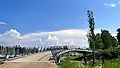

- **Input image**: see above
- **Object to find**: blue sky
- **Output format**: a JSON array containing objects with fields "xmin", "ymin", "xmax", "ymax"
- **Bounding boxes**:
[
  {"xmin": 0, "ymin": 0, "xmax": 120, "ymax": 34},
  {"xmin": 0, "ymin": 0, "xmax": 120, "ymax": 47}
]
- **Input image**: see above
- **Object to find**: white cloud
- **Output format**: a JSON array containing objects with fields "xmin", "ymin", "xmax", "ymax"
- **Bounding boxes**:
[
  {"xmin": 4, "ymin": 29, "xmax": 22, "ymax": 39},
  {"xmin": 104, "ymin": 3, "xmax": 116, "ymax": 8},
  {"xmin": 47, "ymin": 35, "xmax": 59, "ymax": 41},
  {"xmin": 0, "ymin": 28, "xmax": 116, "ymax": 48},
  {"xmin": 0, "ymin": 22, "xmax": 6, "ymax": 25},
  {"xmin": 20, "ymin": 29, "xmax": 88, "ymax": 47}
]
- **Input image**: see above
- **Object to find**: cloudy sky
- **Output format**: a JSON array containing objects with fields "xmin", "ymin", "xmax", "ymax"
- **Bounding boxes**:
[{"xmin": 0, "ymin": 0, "xmax": 119, "ymax": 47}]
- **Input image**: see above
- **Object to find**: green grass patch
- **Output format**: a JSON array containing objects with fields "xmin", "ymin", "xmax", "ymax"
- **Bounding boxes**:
[
  {"xmin": 102, "ymin": 59, "xmax": 120, "ymax": 68},
  {"xmin": 58, "ymin": 58, "xmax": 85, "ymax": 68},
  {"xmin": 59, "ymin": 57, "xmax": 120, "ymax": 68}
]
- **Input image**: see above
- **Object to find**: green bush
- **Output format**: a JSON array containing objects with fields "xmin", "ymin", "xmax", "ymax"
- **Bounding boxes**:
[{"xmin": 94, "ymin": 47, "xmax": 120, "ymax": 60}]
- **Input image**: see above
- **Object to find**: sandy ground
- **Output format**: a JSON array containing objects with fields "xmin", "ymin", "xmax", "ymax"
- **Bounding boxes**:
[
  {"xmin": 0, "ymin": 51, "xmax": 57, "ymax": 68},
  {"xmin": 8, "ymin": 51, "xmax": 52, "ymax": 62}
]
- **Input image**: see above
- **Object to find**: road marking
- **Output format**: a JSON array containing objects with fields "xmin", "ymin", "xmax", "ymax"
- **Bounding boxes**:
[{"xmin": 37, "ymin": 53, "xmax": 51, "ymax": 61}]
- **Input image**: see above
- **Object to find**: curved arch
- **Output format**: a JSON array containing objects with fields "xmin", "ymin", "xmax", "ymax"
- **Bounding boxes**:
[
  {"xmin": 56, "ymin": 49, "xmax": 93, "ymax": 57},
  {"xmin": 55, "ymin": 49, "xmax": 93, "ymax": 63}
]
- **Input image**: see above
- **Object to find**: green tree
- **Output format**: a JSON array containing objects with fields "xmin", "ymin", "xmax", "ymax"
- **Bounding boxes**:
[
  {"xmin": 101, "ymin": 30, "xmax": 112, "ymax": 49},
  {"xmin": 87, "ymin": 10, "xmax": 96, "ymax": 49},
  {"xmin": 95, "ymin": 33, "xmax": 103, "ymax": 49},
  {"xmin": 87, "ymin": 31, "xmax": 93, "ymax": 48},
  {"xmin": 117, "ymin": 28, "xmax": 120, "ymax": 44},
  {"xmin": 111, "ymin": 36, "xmax": 117, "ymax": 47},
  {"xmin": 87, "ymin": 10, "xmax": 96, "ymax": 65}
]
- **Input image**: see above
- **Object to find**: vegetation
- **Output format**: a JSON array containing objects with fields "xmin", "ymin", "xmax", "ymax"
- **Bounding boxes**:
[
  {"xmin": 59, "ymin": 10, "xmax": 120, "ymax": 68},
  {"xmin": 87, "ymin": 10, "xmax": 96, "ymax": 49},
  {"xmin": 102, "ymin": 59, "xmax": 120, "ymax": 68},
  {"xmin": 0, "ymin": 45, "xmax": 69, "ymax": 57},
  {"xmin": 0, "ymin": 45, "xmax": 39, "ymax": 56},
  {"xmin": 58, "ymin": 59, "xmax": 85, "ymax": 68},
  {"xmin": 95, "ymin": 33, "xmax": 103, "ymax": 49},
  {"xmin": 87, "ymin": 10, "xmax": 96, "ymax": 64},
  {"xmin": 86, "ymin": 10, "xmax": 120, "ymax": 68},
  {"xmin": 87, "ymin": 11, "xmax": 117, "ymax": 50},
  {"xmin": 117, "ymin": 28, "xmax": 120, "ymax": 45},
  {"xmin": 59, "ymin": 57, "xmax": 120, "ymax": 68}
]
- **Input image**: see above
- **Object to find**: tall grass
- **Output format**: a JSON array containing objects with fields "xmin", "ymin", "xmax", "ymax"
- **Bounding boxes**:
[
  {"xmin": 58, "ymin": 58, "xmax": 120, "ymax": 68},
  {"xmin": 102, "ymin": 59, "xmax": 120, "ymax": 68},
  {"xmin": 58, "ymin": 59, "xmax": 86, "ymax": 68}
]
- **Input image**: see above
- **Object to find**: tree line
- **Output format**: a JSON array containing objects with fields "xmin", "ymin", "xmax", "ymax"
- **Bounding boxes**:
[
  {"xmin": 0, "ymin": 45, "xmax": 39, "ymax": 56},
  {"xmin": 0, "ymin": 45, "xmax": 69, "ymax": 56},
  {"xmin": 87, "ymin": 10, "xmax": 119, "ymax": 50},
  {"xmin": 86, "ymin": 10, "xmax": 120, "ymax": 65}
]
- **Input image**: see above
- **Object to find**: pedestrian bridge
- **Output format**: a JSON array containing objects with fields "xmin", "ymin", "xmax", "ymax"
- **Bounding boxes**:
[{"xmin": 51, "ymin": 49, "xmax": 94, "ymax": 63}]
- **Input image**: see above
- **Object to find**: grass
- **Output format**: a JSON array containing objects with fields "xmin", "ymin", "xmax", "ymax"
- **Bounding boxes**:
[
  {"xmin": 102, "ymin": 59, "xmax": 120, "ymax": 68},
  {"xmin": 58, "ymin": 58, "xmax": 86, "ymax": 68},
  {"xmin": 58, "ymin": 58, "xmax": 120, "ymax": 68},
  {"xmin": 87, "ymin": 59, "xmax": 120, "ymax": 68}
]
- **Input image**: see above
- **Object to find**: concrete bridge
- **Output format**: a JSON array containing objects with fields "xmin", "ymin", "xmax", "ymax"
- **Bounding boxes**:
[{"xmin": 51, "ymin": 49, "xmax": 94, "ymax": 63}]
